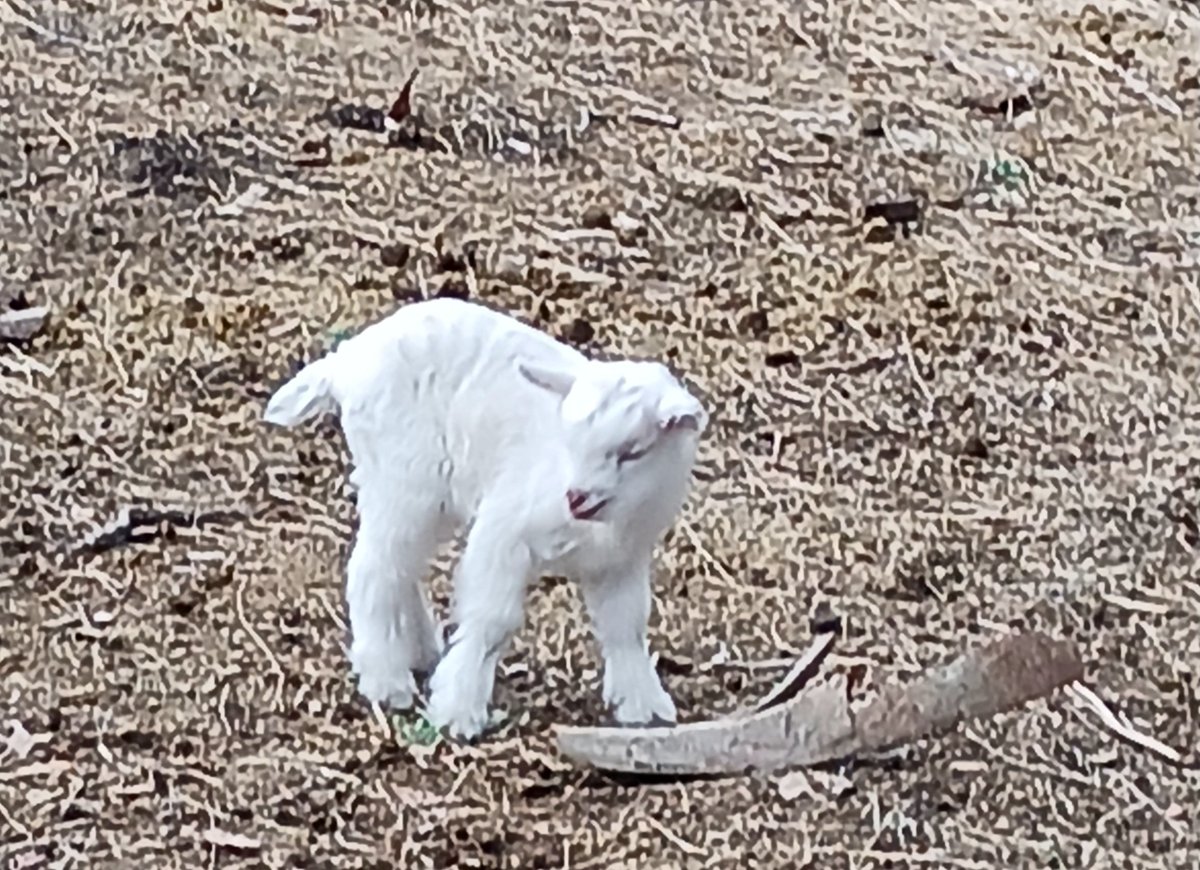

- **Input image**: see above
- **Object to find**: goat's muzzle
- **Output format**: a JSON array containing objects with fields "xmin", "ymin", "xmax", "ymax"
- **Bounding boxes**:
[{"xmin": 567, "ymin": 490, "xmax": 608, "ymax": 521}]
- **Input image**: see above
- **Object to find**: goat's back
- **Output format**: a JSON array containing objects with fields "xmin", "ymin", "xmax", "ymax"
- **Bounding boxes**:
[
  {"xmin": 330, "ymin": 299, "xmax": 581, "ymax": 409},
  {"xmin": 325, "ymin": 301, "xmax": 585, "ymax": 516}
]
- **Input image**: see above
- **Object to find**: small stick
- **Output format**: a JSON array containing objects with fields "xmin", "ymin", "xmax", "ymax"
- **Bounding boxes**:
[
  {"xmin": 69, "ymin": 505, "xmax": 247, "ymax": 557},
  {"xmin": 642, "ymin": 813, "xmax": 704, "ymax": 857},
  {"xmin": 42, "ymin": 110, "xmax": 78, "ymax": 153},
  {"xmin": 735, "ymin": 632, "xmax": 838, "ymax": 718},
  {"xmin": 1097, "ymin": 592, "xmax": 1171, "ymax": 616},
  {"xmin": 1065, "ymin": 682, "xmax": 1185, "ymax": 765},
  {"xmin": 234, "ymin": 575, "xmax": 286, "ymax": 707},
  {"xmin": 555, "ymin": 632, "xmax": 1084, "ymax": 775},
  {"xmin": 629, "ymin": 106, "xmax": 681, "ymax": 129}
]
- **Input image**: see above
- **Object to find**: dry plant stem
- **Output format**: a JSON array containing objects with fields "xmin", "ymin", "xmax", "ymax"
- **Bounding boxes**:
[
  {"xmin": 733, "ymin": 631, "xmax": 838, "ymax": 718},
  {"xmin": 67, "ymin": 505, "xmax": 248, "ymax": 558},
  {"xmin": 555, "ymin": 632, "xmax": 1084, "ymax": 775},
  {"xmin": 1065, "ymin": 682, "xmax": 1186, "ymax": 766}
]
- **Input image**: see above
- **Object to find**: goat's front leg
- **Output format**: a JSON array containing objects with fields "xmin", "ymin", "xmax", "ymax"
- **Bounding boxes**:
[
  {"xmin": 425, "ymin": 515, "xmax": 533, "ymax": 741},
  {"xmin": 580, "ymin": 557, "xmax": 677, "ymax": 727}
]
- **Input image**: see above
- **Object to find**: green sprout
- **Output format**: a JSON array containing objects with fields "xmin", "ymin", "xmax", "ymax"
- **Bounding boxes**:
[
  {"xmin": 392, "ymin": 711, "xmax": 442, "ymax": 747},
  {"xmin": 972, "ymin": 153, "xmax": 1038, "ymax": 209},
  {"xmin": 390, "ymin": 707, "xmax": 521, "ymax": 747},
  {"xmin": 989, "ymin": 158, "xmax": 1030, "ymax": 190},
  {"xmin": 328, "ymin": 328, "xmax": 353, "ymax": 350}
]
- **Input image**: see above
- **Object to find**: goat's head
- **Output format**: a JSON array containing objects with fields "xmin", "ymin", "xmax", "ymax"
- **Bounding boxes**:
[{"xmin": 518, "ymin": 357, "xmax": 708, "ymax": 523}]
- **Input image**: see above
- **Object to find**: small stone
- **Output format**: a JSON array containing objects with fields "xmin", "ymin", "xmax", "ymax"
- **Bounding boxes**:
[
  {"xmin": 0, "ymin": 306, "xmax": 49, "ymax": 342},
  {"xmin": 493, "ymin": 252, "xmax": 528, "ymax": 281},
  {"xmin": 379, "ymin": 244, "xmax": 410, "ymax": 269},
  {"xmin": 809, "ymin": 601, "xmax": 841, "ymax": 635},
  {"xmin": 776, "ymin": 770, "xmax": 816, "ymax": 800},
  {"xmin": 611, "ymin": 211, "xmax": 641, "ymax": 234},
  {"xmin": 739, "ymin": 310, "xmax": 770, "ymax": 338},
  {"xmin": 5, "ymin": 721, "xmax": 39, "ymax": 758},
  {"xmin": 566, "ymin": 318, "xmax": 595, "ymax": 344},
  {"xmin": 581, "ymin": 206, "xmax": 612, "ymax": 230}
]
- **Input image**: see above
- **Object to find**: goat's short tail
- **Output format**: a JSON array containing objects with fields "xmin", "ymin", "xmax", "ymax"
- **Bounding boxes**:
[{"xmin": 263, "ymin": 357, "xmax": 337, "ymax": 427}]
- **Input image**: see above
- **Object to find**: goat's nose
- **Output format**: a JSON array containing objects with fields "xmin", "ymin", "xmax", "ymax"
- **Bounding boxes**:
[{"xmin": 566, "ymin": 490, "xmax": 589, "ymax": 513}]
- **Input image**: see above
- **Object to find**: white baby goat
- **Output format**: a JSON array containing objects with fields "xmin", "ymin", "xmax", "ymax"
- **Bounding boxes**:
[{"xmin": 263, "ymin": 298, "xmax": 707, "ymax": 740}]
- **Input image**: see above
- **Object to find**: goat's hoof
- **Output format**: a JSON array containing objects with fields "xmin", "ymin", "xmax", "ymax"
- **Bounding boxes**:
[
  {"xmin": 424, "ymin": 701, "xmax": 489, "ymax": 743},
  {"xmin": 356, "ymin": 674, "xmax": 417, "ymax": 711},
  {"xmin": 609, "ymin": 691, "xmax": 678, "ymax": 729},
  {"xmin": 434, "ymin": 719, "xmax": 487, "ymax": 744}
]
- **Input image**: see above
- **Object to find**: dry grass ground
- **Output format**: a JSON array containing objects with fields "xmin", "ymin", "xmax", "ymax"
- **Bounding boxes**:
[{"xmin": 3, "ymin": 0, "xmax": 1200, "ymax": 867}]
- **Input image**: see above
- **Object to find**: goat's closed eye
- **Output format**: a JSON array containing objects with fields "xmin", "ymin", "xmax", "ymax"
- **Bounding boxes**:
[{"xmin": 616, "ymin": 443, "xmax": 650, "ymax": 464}]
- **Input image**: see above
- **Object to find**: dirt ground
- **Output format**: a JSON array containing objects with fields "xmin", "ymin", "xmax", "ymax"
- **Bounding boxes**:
[{"xmin": 3, "ymin": 0, "xmax": 1200, "ymax": 867}]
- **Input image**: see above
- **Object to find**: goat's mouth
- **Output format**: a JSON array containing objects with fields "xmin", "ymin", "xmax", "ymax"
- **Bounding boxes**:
[{"xmin": 567, "ymin": 491, "xmax": 609, "ymax": 521}]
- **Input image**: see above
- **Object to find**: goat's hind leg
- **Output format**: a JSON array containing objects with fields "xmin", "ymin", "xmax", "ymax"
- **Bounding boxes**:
[{"xmin": 344, "ymin": 480, "xmax": 443, "ymax": 710}]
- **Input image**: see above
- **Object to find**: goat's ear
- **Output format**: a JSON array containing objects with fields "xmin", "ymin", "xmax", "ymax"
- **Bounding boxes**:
[
  {"xmin": 656, "ymin": 389, "xmax": 707, "ymax": 433},
  {"xmin": 517, "ymin": 360, "xmax": 576, "ymax": 399}
]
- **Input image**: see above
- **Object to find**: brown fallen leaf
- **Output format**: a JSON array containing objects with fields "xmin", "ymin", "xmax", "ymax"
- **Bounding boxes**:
[{"xmin": 386, "ymin": 69, "xmax": 419, "ymax": 129}]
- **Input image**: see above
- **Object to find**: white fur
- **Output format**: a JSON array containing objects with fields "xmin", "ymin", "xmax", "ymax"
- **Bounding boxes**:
[{"xmin": 264, "ymin": 298, "xmax": 707, "ymax": 740}]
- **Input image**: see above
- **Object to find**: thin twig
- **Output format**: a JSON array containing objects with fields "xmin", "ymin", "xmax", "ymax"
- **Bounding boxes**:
[
  {"xmin": 234, "ymin": 574, "xmax": 286, "ymax": 706},
  {"xmin": 641, "ymin": 813, "xmax": 704, "ymax": 857},
  {"xmin": 1066, "ymin": 682, "xmax": 1185, "ymax": 765},
  {"xmin": 739, "ymin": 632, "xmax": 838, "ymax": 717}
]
